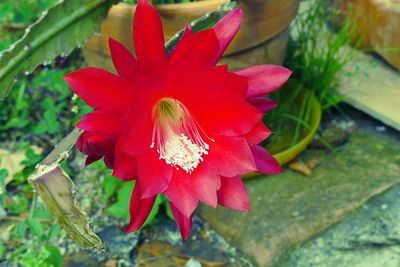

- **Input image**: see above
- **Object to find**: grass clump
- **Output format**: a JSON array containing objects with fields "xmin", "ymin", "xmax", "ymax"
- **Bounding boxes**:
[{"xmin": 265, "ymin": 0, "xmax": 357, "ymax": 148}]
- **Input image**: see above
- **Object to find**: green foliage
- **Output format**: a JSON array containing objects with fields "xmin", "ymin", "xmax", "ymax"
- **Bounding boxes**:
[
  {"xmin": 286, "ymin": 0, "xmax": 356, "ymax": 110},
  {"xmin": 0, "ymin": 145, "xmax": 61, "ymax": 266},
  {"xmin": 107, "ymin": 181, "xmax": 135, "ymax": 220},
  {"xmin": 0, "ymin": 243, "xmax": 6, "ymax": 260},
  {"xmin": 4, "ymin": 206, "xmax": 62, "ymax": 266},
  {"xmin": 0, "ymin": 160, "xmax": 8, "ymax": 212},
  {"xmin": 0, "ymin": 66, "xmax": 93, "ymax": 143},
  {"xmin": 19, "ymin": 245, "xmax": 62, "ymax": 267},
  {"xmin": 104, "ymin": 175, "xmax": 173, "ymax": 227},
  {"xmin": 266, "ymin": 0, "xmax": 356, "ymax": 147},
  {"xmin": 12, "ymin": 148, "xmax": 44, "ymax": 186},
  {"xmin": 6, "ymin": 202, "xmax": 62, "ymax": 266},
  {"xmin": 0, "ymin": 0, "xmax": 118, "ymax": 98},
  {"xmin": 7, "ymin": 195, "xmax": 29, "ymax": 214}
]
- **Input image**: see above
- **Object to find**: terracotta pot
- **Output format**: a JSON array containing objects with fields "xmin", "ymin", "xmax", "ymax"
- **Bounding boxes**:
[
  {"xmin": 332, "ymin": 0, "xmax": 400, "ymax": 70},
  {"xmin": 83, "ymin": 0, "xmax": 299, "ymax": 72}
]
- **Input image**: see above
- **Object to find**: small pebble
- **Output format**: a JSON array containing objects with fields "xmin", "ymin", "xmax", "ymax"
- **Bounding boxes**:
[
  {"xmin": 376, "ymin": 126, "xmax": 386, "ymax": 132},
  {"xmin": 185, "ymin": 258, "xmax": 203, "ymax": 267},
  {"xmin": 292, "ymin": 211, "xmax": 300, "ymax": 217}
]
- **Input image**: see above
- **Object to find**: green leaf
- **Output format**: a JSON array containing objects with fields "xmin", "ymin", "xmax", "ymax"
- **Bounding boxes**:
[
  {"xmin": 0, "ymin": 168, "xmax": 7, "ymax": 208},
  {"xmin": 0, "ymin": 0, "xmax": 119, "ymax": 98},
  {"xmin": 107, "ymin": 181, "xmax": 134, "ymax": 220},
  {"xmin": 0, "ymin": 242, "xmax": 6, "ymax": 260},
  {"xmin": 44, "ymin": 245, "xmax": 62, "ymax": 267},
  {"xmin": 21, "ymin": 148, "xmax": 43, "ymax": 167},
  {"xmin": 47, "ymin": 224, "xmax": 61, "ymax": 239},
  {"xmin": 102, "ymin": 175, "xmax": 123, "ymax": 200},
  {"xmin": 15, "ymin": 221, "xmax": 27, "ymax": 238},
  {"xmin": 32, "ymin": 208, "xmax": 53, "ymax": 221},
  {"xmin": 8, "ymin": 195, "xmax": 29, "ymax": 214},
  {"xmin": 159, "ymin": 194, "xmax": 174, "ymax": 220},
  {"xmin": 26, "ymin": 218, "xmax": 44, "ymax": 238}
]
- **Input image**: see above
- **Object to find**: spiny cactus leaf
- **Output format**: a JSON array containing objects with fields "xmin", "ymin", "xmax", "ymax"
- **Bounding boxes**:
[{"xmin": 0, "ymin": 0, "xmax": 119, "ymax": 99}]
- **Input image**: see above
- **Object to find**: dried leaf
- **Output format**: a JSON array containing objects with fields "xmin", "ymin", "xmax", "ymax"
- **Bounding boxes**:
[
  {"xmin": 289, "ymin": 162, "xmax": 312, "ymax": 176},
  {"xmin": 28, "ymin": 128, "xmax": 105, "ymax": 252}
]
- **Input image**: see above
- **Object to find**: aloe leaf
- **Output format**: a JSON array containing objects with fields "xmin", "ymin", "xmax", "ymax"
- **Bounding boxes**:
[{"xmin": 0, "ymin": 0, "xmax": 119, "ymax": 98}]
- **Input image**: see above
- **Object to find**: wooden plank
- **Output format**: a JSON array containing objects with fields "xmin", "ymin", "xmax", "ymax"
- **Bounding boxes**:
[{"xmin": 336, "ymin": 49, "xmax": 400, "ymax": 131}]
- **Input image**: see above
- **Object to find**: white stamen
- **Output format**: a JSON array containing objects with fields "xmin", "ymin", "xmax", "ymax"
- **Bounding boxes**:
[
  {"xmin": 161, "ymin": 133, "xmax": 208, "ymax": 173},
  {"xmin": 150, "ymin": 98, "xmax": 212, "ymax": 173}
]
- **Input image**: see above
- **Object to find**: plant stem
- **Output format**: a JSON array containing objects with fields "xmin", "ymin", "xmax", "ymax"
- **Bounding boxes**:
[{"xmin": 29, "ymin": 192, "xmax": 38, "ymax": 219}]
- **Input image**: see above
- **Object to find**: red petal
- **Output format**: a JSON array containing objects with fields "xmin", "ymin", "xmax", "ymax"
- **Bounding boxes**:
[
  {"xmin": 244, "ymin": 121, "xmax": 272, "ymax": 147},
  {"xmin": 164, "ymin": 173, "xmax": 199, "ymax": 218},
  {"xmin": 168, "ymin": 65, "xmax": 227, "ymax": 108},
  {"xmin": 112, "ymin": 142, "xmax": 137, "ymax": 181},
  {"xmin": 181, "ymin": 165, "xmax": 220, "ymax": 208},
  {"xmin": 77, "ymin": 132, "xmax": 116, "ymax": 160},
  {"xmin": 85, "ymin": 154, "xmax": 102, "ymax": 166},
  {"xmin": 224, "ymin": 72, "xmax": 248, "ymax": 98},
  {"xmin": 104, "ymin": 155, "xmax": 115, "ymax": 169},
  {"xmin": 137, "ymin": 149, "xmax": 173, "ymax": 198},
  {"xmin": 169, "ymin": 202, "xmax": 193, "ymax": 240},
  {"xmin": 192, "ymin": 72, "xmax": 261, "ymax": 136},
  {"xmin": 211, "ymin": 8, "xmax": 243, "ymax": 65},
  {"xmin": 169, "ymin": 29, "xmax": 219, "ymax": 67},
  {"xmin": 235, "ymin": 65, "xmax": 292, "ymax": 98},
  {"xmin": 196, "ymin": 97, "xmax": 262, "ymax": 136},
  {"xmin": 134, "ymin": 0, "xmax": 165, "ymax": 65},
  {"xmin": 218, "ymin": 176, "xmax": 250, "ymax": 211},
  {"xmin": 208, "ymin": 136, "xmax": 257, "ymax": 177},
  {"xmin": 109, "ymin": 38, "xmax": 139, "ymax": 81},
  {"xmin": 87, "ymin": 134, "xmax": 116, "ymax": 156},
  {"xmin": 76, "ymin": 110, "xmax": 122, "ymax": 136},
  {"xmin": 121, "ymin": 111, "xmax": 153, "ymax": 156},
  {"xmin": 63, "ymin": 67, "xmax": 133, "ymax": 113},
  {"xmin": 251, "ymin": 145, "xmax": 282, "ymax": 174},
  {"xmin": 247, "ymin": 97, "xmax": 277, "ymax": 113},
  {"xmin": 76, "ymin": 131, "xmax": 91, "ymax": 154},
  {"xmin": 125, "ymin": 184, "xmax": 156, "ymax": 233}
]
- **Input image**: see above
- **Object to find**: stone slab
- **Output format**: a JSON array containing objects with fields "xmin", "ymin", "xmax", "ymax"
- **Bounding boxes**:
[
  {"xmin": 336, "ymin": 49, "xmax": 400, "ymax": 132},
  {"xmin": 278, "ymin": 184, "xmax": 400, "ymax": 267},
  {"xmin": 199, "ymin": 120, "xmax": 400, "ymax": 266}
]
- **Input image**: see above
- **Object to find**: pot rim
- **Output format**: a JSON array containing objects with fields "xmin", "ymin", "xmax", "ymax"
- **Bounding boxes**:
[
  {"xmin": 117, "ymin": 0, "xmax": 228, "ymax": 11},
  {"xmin": 242, "ymin": 86, "xmax": 322, "ymax": 179}
]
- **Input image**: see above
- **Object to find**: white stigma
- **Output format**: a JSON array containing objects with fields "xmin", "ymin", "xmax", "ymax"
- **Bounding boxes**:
[{"xmin": 150, "ymin": 98, "xmax": 213, "ymax": 173}]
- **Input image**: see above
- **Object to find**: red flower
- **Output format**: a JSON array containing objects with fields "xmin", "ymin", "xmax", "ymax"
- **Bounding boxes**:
[{"xmin": 64, "ymin": 0, "xmax": 291, "ymax": 240}]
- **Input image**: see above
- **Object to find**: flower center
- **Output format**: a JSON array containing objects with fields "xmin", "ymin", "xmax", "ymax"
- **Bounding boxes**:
[{"xmin": 151, "ymin": 97, "xmax": 212, "ymax": 173}]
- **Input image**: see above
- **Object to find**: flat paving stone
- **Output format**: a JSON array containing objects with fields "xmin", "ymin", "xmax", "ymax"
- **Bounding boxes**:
[
  {"xmin": 198, "ymin": 111, "xmax": 400, "ymax": 266},
  {"xmin": 278, "ymin": 184, "xmax": 400, "ymax": 267}
]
